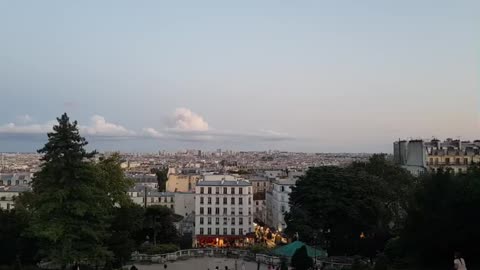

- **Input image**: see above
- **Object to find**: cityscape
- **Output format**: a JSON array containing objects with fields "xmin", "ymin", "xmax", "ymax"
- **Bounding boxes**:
[{"xmin": 1, "ymin": 1, "xmax": 478, "ymax": 270}]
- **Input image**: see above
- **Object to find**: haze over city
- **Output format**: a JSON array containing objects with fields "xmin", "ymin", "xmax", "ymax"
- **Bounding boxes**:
[{"xmin": 1, "ymin": 1, "xmax": 478, "ymax": 153}]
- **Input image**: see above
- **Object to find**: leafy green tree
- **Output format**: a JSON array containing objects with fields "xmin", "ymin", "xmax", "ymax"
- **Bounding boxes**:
[
  {"xmin": 398, "ymin": 166, "xmax": 480, "ymax": 266},
  {"xmin": 107, "ymin": 204, "xmax": 145, "ymax": 268},
  {"xmin": 142, "ymin": 205, "xmax": 179, "ymax": 245},
  {"xmin": 291, "ymin": 246, "xmax": 313, "ymax": 270},
  {"xmin": 152, "ymin": 167, "xmax": 168, "ymax": 192},
  {"xmin": 26, "ymin": 113, "xmax": 112, "ymax": 269},
  {"xmin": 96, "ymin": 153, "xmax": 134, "ymax": 207}
]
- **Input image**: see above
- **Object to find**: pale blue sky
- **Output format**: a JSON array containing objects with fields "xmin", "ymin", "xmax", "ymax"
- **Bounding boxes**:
[{"xmin": 0, "ymin": 1, "xmax": 478, "ymax": 152}]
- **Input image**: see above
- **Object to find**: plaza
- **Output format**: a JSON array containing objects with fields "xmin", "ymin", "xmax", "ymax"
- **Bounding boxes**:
[{"xmin": 129, "ymin": 258, "xmax": 272, "ymax": 270}]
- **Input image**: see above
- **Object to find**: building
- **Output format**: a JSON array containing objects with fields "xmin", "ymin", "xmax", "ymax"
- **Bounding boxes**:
[
  {"xmin": 128, "ymin": 185, "xmax": 175, "ymax": 210},
  {"xmin": 166, "ymin": 174, "xmax": 201, "ymax": 192},
  {"xmin": 394, "ymin": 139, "xmax": 480, "ymax": 175},
  {"xmin": 0, "ymin": 173, "xmax": 32, "ymax": 186},
  {"xmin": 266, "ymin": 178, "xmax": 296, "ymax": 232},
  {"xmin": 173, "ymin": 192, "xmax": 196, "ymax": 218},
  {"xmin": 249, "ymin": 176, "xmax": 270, "ymax": 223},
  {"xmin": 0, "ymin": 185, "xmax": 30, "ymax": 210},
  {"xmin": 194, "ymin": 178, "xmax": 254, "ymax": 247}
]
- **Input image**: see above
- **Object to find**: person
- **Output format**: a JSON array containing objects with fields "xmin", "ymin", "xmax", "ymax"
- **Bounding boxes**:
[
  {"xmin": 164, "ymin": 264, "xmax": 168, "ymax": 270},
  {"xmin": 454, "ymin": 252, "xmax": 467, "ymax": 270},
  {"xmin": 241, "ymin": 262, "xmax": 245, "ymax": 270},
  {"xmin": 130, "ymin": 266, "xmax": 138, "ymax": 270}
]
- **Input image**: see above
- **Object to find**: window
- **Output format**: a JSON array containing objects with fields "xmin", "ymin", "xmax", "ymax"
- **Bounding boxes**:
[
  {"xmin": 223, "ymin": 217, "xmax": 228, "ymax": 225},
  {"xmin": 7, "ymin": 180, "xmax": 11, "ymax": 185},
  {"xmin": 464, "ymin": 158, "xmax": 469, "ymax": 165},
  {"xmin": 165, "ymin": 197, "xmax": 169, "ymax": 203},
  {"xmin": 231, "ymin": 197, "xmax": 235, "ymax": 205},
  {"xmin": 215, "ymin": 197, "xmax": 219, "ymax": 205},
  {"xmin": 281, "ymin": 186, "xmax": 285, "ymax": 192},
  {"xmin": 207, "ymin": 228, "xmax": 211, "ymax": 235},
  {"xmin": 231, "ymin": 228, "xmax": 235, "ymax": 235},
  {"xmin": 239, "ymin": 208, "xmax": 243, "ymax": 215},
  {"xmin": 207, "ymin": 207, "xmax": 212, "ymax": 214},
  {"xmin": 170, "ymin": 204, "xmax": 174, "ymax": 210},
  {"xmin": 215, "ymin": 207, "xmax": 220, "ymax": 214},
  {"xmin": 223, "ymin": 208, "xmax": 227, "ymax": 214},
  {"xmin": 223, "ymin": 197, "xmax": 227, "ymax": 204},
  {"xmin": 231, "ymin": 187, "xmax": 235, "ymax": 194},
  {"xmin": 200, "ymin": 187, "xmax": 204, "ymax": 194},
  {"xmin": 263, "ymin": 182, "xmax": 266, "ymax": 187},
  {"xmin": 208, "ymin": 197, "xmax": 212, "ymax": 204},
  {"xmin": 239, "ymin": 228, "xmax": 243, "ymax": 235},
  {"xmin": 248, "ymin": 208, "xmax": 251, "ymax": 215},
  {"xmin": 248, "ymin": 217, "xmax": 251, "ymax": 224},
  {"xmin": 239, "ymin": 198, "xmax": 243, "ymax": 205},
  {"xmin": 223, "ymin": 187, "xmax": 228, "ymax": 194},
  {"xmin": 208, "ymin": 217, "xmax": 212, "ymax": 225},
  {"xmin": 456, "ymin": 158, "xmax": 461, "ymax": 165},
  {"xmin": 170, "ymin": 197, "xmax": 174, "ymax": 202},
  {"xmin": 200, "ymin": 228, "xmax": 204, "ymax": 235},
  {"xmin": 239, "ymin": 188, "xmax": 243, "ymax": 194},
  {"xmin": 231, "ymin": 208, "xmax": 235, "ymax": 215},
  {"xmin": 188, "ymin": 182, "xmax": 192, "ymax": 190},
  {"xmin": 248, "ymin": 197, "xmax": 252, "ymax": 205},
  {"xmin": 458, "ymin": 168, "xmax": 463, "ymax": 174},
  {"xmin": 200, "ymin": 197, "xmax": 204, "ymax": 204},
  {"xmin": 223, "ymin": 228, "xmax": 227, "ymax": 235},
  {"xmin": 216, "ymin": 228, "xmax": 220, "ymax": 235},
  {"xmin": 200, "ymin": 207, "xmax": 204, "ymax": 214},
  {"xmin": 215, "ymin": 217, "xmax": 220, "ymax": 225},
  {"xmin": 256, "ymin": 201, "xmax": 259, "ymax": 206},
  {"xmin": 0, "ymin": 180, "xmax": 2, "ymax": 185},
  {"xmin": 256, "ymin": 207, "xmax": 259, "ymax": 212},
  {"xmin": 15, "ymin": 180, "xmax": 19, "ymax": 185},
  {"xmin": 231, "ymin": 217, "xmax": 235, "ymax": 225},
  {"xmin": 216, "ymin": 187, "xmax": 220, "ymax": 194},
  {"xmin": 281, "ymin": 205, "xmax": 285, "ymax": 213},
  {"xmin": 435, "ymin": 158, "xmax": 439, "ymax": 165},
  {"xmin": 239, "ymin": 217, "xmax": 243, "ymax": 225},
  {"xmin": 150, "ymin": 197, "xmax": 154, "ymax": 203},
  {"xmin": 208, "ymin": 187, "xmax": 212, "ymax": 194},
  {"xmin": 200, "ymin": 217, "xmax": 204, "ymax": 225},
  {"xmin": 445, "ymin": 158, "xmax": 450, "ymax": 165},
  {"xmin": 429, "ymin": 157, "xmax": 433, "ymax": 164}
]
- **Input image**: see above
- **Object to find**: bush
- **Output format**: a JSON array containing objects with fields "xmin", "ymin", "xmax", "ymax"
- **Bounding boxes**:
[
  {"xmin": 250, "ymin": 243, "xmax": 269, "ymax": 254},
  {"xmin": 139, "ymin": 244, "xmax": 179, "ymax": 255}
]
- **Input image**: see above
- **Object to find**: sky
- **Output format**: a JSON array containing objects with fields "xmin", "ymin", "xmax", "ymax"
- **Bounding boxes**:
[{"xmin": 0, "ymin": 1, "xmax": 479, "ymax": 153}]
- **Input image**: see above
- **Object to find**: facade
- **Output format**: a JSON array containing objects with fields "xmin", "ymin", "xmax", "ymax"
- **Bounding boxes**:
[
  {"xmin": 194, "ymin": 178, "xmax": 254, "ymax": 247},
  {"xmin": 0, "ymin": 173, "xmax": 32, "ymax": 186},
  {"xmin": 128, "ymin": 185, "xmax": 175, "ymax": 210},
  {"xmin": 0, "ymin": 185, "xmax": 30, "ymax": 210},
  {"xmin": 394, "ymin": 139, "xmax": 480, "ymax": 175},
  {"xmin": 166, "ymin": 174, "xmax": 201, "ymax": 192},
  {"xmin": 266, "ymin": 178, "xmax": 296, "ymax": 232},
  {"xmin": 249, "ymin": 176, "xmax": 269, "ymax": 223},
  {"xmin": 173, "ymin": 192, "xmax": 196, "ymax": 217}
]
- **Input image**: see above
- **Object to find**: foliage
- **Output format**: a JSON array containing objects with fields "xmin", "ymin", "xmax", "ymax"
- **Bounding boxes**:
[
  {"xmin": 291, "ymin": 246, "xmax": 313, "ymax": 270},
  {"xmin": 96, "ymin": 153, "xmax": 135, "ymax": 207},
  {"xmin": 397, "ymin": 166, "xmax": 480, "ymax": 266},
  {"xmin": 141, "ymin": 205, "xmax": 179, "ymax": 246},
  {"xmin": 250, "ymin": 243, "xmax": 269, "ymax": 254},
  {"xmin": 107, "ymin": 204, "xmax": 145, "ymax": 268},
  {"xmin": 285, "ymin": 155, "xmax": 413, "ymax": 257},
  {"xmin": 23, "ymin": 113, "xmax": 112, "ymax": 268},
  {"xmin": 280, "ymin": 257, "xmax": 288, "ymax": 270},
  {"xmin": 138, "ymin": 244, "xmax": 179, "ymax": 255},
  {"xmin": 152, "ymin": 167, "xmax": 168, "ymax": 192},
  {"xmin": 0, "ymin": 209, "xmax": 39, "ymax": 266}
]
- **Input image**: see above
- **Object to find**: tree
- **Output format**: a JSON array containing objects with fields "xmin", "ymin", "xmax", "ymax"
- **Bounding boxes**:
[
  {"xmin": 26, "ymin": 113, "xmax": 112, "ymax": 268},
  {"xmin": 142, "ymin": 206, "xmax": 179, "ymax": 245},
  {"xmin": 96, "ymin": 153, "xmax": 135, "ymax": 207},
  {"xmin": 107, "ymin": 204, "xmax": 145, "ymax": 268},
  {"xmin": 397, "ymin": 166, "xmax": 480, "ymax": 267},
  {"xmin": 152, "ymin": 167, "xmax": 168, "ymax": 192},
  {"xmin": 285, "ymin": 155, "xmax": 414, "ymax": 258},
  {"xmin": 291, "ymin": 246, "xmax": 313, "ymax": 270}
]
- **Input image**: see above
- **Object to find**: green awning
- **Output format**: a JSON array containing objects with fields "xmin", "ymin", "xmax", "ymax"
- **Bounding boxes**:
[{"xmin": 272, "ymin": 241, "xmax": 328, "ymax": 258}]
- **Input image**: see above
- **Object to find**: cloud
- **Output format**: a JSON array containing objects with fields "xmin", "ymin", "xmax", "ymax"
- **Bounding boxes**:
[
  {"xmin": 80, "ymin": 115, "xmax": 136, "ymax": 137},
  {"xmin": 169, "ymin": 107, "xmax": 209, "ymax": 131},
  {"xmin": 16, "ymin": 114, "xmax": 33, "ymax": 124},
  {"xmin": 142, "ymin": 127, "xmax": 163, "ymax": 138},
  {"xmin": 0, "ymin": 121, "xmax": 55, "ymax": 134}
]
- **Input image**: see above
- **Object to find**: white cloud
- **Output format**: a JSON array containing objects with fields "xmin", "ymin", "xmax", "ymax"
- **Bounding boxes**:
[
  {"xmin": 0, "ymin": 121, "xmax": 55, "ymax": 134},
  {"xmin": 170, "ymin": 107, "xmax": 209, "ymax": 131},
  {"xmin": 142, "ymin": 127, "xmax": 163, "ymax": 138},
  {"xmin": 16, "ymin": 114, "xmax": 33, "ymax": 124},
  {"xmin": 80, "ymin": 115, "xmax": 136, "ymax": 137}
]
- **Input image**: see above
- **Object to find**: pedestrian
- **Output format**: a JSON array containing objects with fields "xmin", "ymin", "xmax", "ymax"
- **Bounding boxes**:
[
  {"xmin": 225, "ymin": 266, "xmax": 228, "ymax": 270},
  {"xmin": 454, "ymin": 252, "xmax": 467, "ymax": 270},
  {"xmin": 130, "ymin": 265, "xmax": 138, "ymax": 270},
  {"xmin": 241, "ymin": 262, "xmax": 245, "ymax": 270},
  {"xmin": 164, "ymin": 264, "xmax": 168, "ymax": 270}
]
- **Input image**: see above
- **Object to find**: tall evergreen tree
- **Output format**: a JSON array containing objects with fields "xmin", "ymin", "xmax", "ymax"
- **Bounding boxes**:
[{"xmin": 29, "ymin": 113, "xmax": 112, "ymax": 268}]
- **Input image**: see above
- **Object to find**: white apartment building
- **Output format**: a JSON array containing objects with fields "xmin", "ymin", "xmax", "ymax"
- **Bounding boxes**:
[
  {"xmin": 194, "ymin": 178, "xmax": 254, "ymax": 247},
  {"xmin": 266, "ymin": 178, "xmax": 296, "ymax": 232},
  {"xmin": 0, "ymin": 185, "xmax": 30, "ymax": 210}
]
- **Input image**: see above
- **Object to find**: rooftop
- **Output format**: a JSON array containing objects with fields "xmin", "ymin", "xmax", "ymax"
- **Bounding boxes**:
[{"xmin": 196, "ymin": 180, "xmax": 251, "ymax": 187}]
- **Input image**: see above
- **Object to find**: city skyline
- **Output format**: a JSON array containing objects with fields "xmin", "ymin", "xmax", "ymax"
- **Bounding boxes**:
[{"xmin": 1, "ymin": 1, "xmax": 478, "ymax": 153}]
